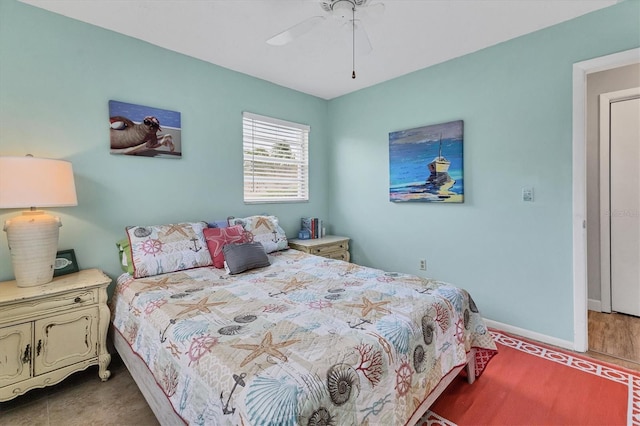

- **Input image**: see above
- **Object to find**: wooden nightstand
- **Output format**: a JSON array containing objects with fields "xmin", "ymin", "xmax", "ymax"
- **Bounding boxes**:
[
  {"xmin": 288, "ymin": 235, "xmax": 350, "ymax": 262},
  {"xmin": 0, "ymin": 269, "xmax": 112, "ymax": 401}
]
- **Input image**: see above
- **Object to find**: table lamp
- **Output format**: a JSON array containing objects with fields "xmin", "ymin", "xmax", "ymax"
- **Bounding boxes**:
[{"xmin": 0, "ymin": 156, "xmax": 78, "ymax": 287}]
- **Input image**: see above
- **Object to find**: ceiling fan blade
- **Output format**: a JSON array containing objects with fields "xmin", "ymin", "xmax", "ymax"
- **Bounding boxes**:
[
  {"xmin": 266, "ymin": 16, "xmax": 325, "ymax": 46},
  {"xmin": 366, "ymin": 2, "xmax": 385, "ymax": 17},
  {"xmin": 355, "ymin": 22, "xmax": 372, "ymax": 55}
]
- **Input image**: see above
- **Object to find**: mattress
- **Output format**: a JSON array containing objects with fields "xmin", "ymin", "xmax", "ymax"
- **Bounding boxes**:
[{"xmin": 110, "ymin": 249, "xmax": 497, "ymax": 425}]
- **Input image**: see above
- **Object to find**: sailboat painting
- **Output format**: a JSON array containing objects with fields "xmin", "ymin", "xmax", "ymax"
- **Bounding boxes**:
[{"xmin": 389, "ymin": 120, "xmax": 463, "ymax": 203}]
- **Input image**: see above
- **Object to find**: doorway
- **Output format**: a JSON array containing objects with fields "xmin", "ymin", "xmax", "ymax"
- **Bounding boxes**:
[
  {"xmin": 572, "ymin": 48, "xmax": 640, "ymax": 353},
  {"xmin": 600, "ymin": 89, "xmax": 640, "ymax": 317}
]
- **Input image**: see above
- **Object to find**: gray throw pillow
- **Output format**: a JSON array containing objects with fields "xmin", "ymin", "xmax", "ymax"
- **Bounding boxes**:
[{"xmin": 223, "ymin": 242, "xmax": 270, "ymax": 275}]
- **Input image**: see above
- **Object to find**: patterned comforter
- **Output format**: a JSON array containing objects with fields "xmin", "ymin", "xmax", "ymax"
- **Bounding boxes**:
[{"xmin": 111, "ymin": 249, "xmax": 497, "ymax": 425}]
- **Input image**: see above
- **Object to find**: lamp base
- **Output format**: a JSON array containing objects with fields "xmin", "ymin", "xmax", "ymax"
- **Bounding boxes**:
[{"xmin": 3, "ymin": 211, "xmax": 62, "ymax": 287}]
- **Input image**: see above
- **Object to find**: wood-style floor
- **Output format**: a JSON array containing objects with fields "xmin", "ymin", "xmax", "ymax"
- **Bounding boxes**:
[
  {"xmin": 587, "ymin": 309, "xmax": 640, "ymax": 372},
  {"xmin": 1, "ymin": 313, "xmax": 638, "ymax": 425}
]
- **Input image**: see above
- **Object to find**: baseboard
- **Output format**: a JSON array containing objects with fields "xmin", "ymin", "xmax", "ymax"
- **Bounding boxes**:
[
  {"xmin": 484, "ymin": 319, "xmax": 575, "ymax": 352},
  {"xmin": 588, "ymin": 299, "xmax": 602, "ymax": 312}
]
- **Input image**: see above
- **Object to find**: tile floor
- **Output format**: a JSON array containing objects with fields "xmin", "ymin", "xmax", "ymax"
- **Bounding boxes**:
[{"xmin": 0, "ymin": 357, "xmax": 158, "ymax": 426}]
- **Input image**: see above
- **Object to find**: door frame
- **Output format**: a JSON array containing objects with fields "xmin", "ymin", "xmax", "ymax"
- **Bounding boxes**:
[
  {"xmin": 572, "ymin": 48, "xmax": 640, "ymax": 352},
  {"xmin": 599, "ymin": 88, "xmax": 640, "ymax": 314}
]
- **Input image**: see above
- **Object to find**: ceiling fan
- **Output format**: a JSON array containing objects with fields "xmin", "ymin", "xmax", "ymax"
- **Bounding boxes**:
[{"xmin": 266, "ymin": 0, "xmax": 385, "ymax": 78}]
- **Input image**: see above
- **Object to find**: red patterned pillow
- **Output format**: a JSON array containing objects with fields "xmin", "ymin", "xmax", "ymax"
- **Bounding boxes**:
[{"xmin": 203, "ymin": 225, "xmax": 250, "ymax": 268}]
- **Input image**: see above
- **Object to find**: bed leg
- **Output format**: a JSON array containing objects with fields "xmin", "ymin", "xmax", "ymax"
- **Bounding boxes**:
[{"xmin": 466, "ymin": 355, "xmax": 476, "ymax": 384}]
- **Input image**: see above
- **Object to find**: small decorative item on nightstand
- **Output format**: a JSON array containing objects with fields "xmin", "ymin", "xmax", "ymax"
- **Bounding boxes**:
[
  {"xmin": 53, "ymin": 249, "xmax": 79, "ymax": 277},
  {"xmin": 288, "ymin": 235, "xmax": 350, "ymax": 262},
  {"xmin": 298, "ymin": 229, "xmax": 311, "ymax": 240}
]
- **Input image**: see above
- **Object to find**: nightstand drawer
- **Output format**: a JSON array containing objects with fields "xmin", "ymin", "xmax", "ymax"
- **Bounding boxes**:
[
  {"xmin": 310, "ymin": 242, "xmax": 348, "ymax": 256},
  {"xmin": 326, "ymin": 251, "xmax": 350, "ymax": 261},
  {"xmin": 288, "ymin": 235, "xmax": 350, "ymax": 262},
  {"xmin": 0, "ymin": 289, "xmax": 98, "ymax": 323}
]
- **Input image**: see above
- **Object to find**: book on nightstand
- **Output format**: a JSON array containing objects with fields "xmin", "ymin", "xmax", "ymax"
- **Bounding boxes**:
[{"xmin": 301, "ymin": 217, "xmax": 323, "ymax": 239}]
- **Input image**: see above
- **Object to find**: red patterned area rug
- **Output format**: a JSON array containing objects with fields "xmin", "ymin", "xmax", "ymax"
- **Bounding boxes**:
[{"xmin": 418, "ymin": 330, "xmax": 640, "ymax": 426}]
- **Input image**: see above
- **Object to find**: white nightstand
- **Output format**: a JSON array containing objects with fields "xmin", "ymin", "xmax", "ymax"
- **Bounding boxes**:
[
  {"xmin": 288, "ymin": 235, "xmax": 350, "ymax": 262},
  {"xmin": 0, "ymin": 268, "xmax": 112, "ymax": 401}
]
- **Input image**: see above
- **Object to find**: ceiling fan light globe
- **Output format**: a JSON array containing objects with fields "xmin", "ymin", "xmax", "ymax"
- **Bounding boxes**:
[{"xmin": 330, "ymin": 0, "xmax": 356, "ymax": 20}]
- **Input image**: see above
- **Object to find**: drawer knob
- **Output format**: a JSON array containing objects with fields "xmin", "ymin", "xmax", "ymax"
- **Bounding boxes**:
[{"xmin": 74, "ymin": 297, "xmax": 82, "ymax": 303}]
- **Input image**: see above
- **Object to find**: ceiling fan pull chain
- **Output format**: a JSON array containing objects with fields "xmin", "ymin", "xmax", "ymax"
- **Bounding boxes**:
[{"xmin": 352, "ymin": 4, "xmax": 356, "ymax": 79}]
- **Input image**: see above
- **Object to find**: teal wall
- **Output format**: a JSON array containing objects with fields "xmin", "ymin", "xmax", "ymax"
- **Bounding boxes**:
[
  {"xmin": 0, "ymin": 1, "xmax": 329, "ymax": 285},
  {"xmin": 327, "ymin": 0, "xmax": 640, "ymax": 341},
  {"xmin": 1, "ymin": 0, "xmax": 638, "ymax": 342}
]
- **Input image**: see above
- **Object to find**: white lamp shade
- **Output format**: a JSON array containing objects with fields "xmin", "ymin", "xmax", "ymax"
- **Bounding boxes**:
[
  {"xmin": 0, "ymin": 156, "xmax": 78, "ymax": 208},
  {"xmin": 1, "ymin": 156, "xmax": 78, "ymax": 287}
]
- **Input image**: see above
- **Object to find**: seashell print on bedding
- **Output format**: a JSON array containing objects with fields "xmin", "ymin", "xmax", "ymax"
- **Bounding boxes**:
[{"xmin": 110, "ymin": 248, "xmax": 497, "ymax": 425}]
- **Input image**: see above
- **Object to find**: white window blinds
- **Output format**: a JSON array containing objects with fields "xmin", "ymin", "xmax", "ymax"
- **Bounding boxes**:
[{"xmin": 243, "ymin": 112, "xmax": 310, "ymax": 203}]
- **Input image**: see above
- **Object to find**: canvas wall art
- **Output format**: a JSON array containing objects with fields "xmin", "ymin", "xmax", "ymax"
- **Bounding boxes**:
[
  {"xmin": 389, "ymin": 120, "xmax": 464, "ymax": 203},
  {"xmin": 109, "ymin": 100, "xmax": 182, "ymax": 158}
]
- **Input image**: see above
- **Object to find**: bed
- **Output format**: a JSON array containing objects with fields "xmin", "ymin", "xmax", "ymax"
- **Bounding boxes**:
[{"xmin": 110, "ymin": 218, "xmax": 497, "ymax": 425}]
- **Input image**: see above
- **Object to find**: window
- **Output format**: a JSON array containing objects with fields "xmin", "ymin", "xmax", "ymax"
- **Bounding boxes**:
[{"xmin": 243, "ymin": 112, "xmax": 309, "ymax": 203}]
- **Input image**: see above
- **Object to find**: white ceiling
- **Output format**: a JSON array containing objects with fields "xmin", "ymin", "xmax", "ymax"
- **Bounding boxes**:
[{"xmin": 21, "ymin": 0, "xmax": 618, "ymax": 100}]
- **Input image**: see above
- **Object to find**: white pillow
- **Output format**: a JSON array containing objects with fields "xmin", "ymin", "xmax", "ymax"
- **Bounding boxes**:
[
  {"xmin": 228, "ymin": 215, "xmax": 288, "ymax": 253},
  {"xmin": 126, "ymin": 222, "xmax": 212, "ymax": 278}
]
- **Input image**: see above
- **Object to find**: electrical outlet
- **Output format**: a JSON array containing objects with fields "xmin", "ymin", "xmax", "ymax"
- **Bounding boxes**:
[
  {"xmin": 419, "ymin": 259, "xmax": 427, "ymax": 271},
  {"xmin": 522, "ymin": 187, "xmax": 534, "ymax": 202}
]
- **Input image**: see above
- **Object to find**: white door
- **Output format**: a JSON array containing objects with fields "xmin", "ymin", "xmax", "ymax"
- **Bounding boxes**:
[
  {"xmin": 600, "ymin": 88, "xmax": 640, "ymax": 314},
  {"xmin": 608, "ymin": 94, "xmax": 640, "ymax": 316}
]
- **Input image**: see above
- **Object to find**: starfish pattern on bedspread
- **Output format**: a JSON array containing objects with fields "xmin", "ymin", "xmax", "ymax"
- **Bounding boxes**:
[
  {"xmin": 230, "ymin": 331, "xmax": 300, "ymax": 367},
  {"xmin": 110, "ymin": 248, "xmax": 499, "ymax": 425},
  {"xmin": 346, "ymin": 297, "xmax": 391, "ymax": 317},
  {"xmin": 136, "ymin": 276, "xmax": 173, "ymax": 292},
  {"xmin": 175, "ymin": 296, "xmax": 226, "ymax": 317},
  {"xmin": 340, "ymin": 263, "xmax": 363, "ymax": 275},
  {"xmin": 281, "ymin": 277, "xmax": 312, "ymax": 292}
]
